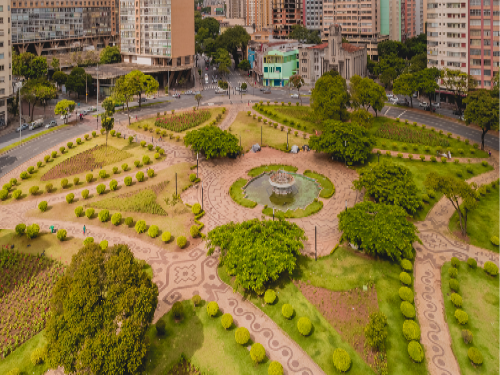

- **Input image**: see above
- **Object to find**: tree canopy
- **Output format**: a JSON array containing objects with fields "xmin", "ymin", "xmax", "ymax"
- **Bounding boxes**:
[
  {"xmin": 338, "ymin": 201, "xmax": 421, "ymax": 262},
  {"xmin": 238, "ymin": 59, "xmax": 251, "ymax": 71},
  {"xmin": 349, "ymin": 75, "xmax": 387, "ymax": 116},
  {"xmin": 353, "ymin": 161, "xmax": 422, "ymax": 215},
  {"xmin": 215, "ymin": 48, "xmax": 231, "ymax": 75},
  {"xmin": 463, "ymin": 89, "xmax": 499, "ymax": 150},
  {"xmin": 288, "ymin": 25, "xmax": 322, "ymax": 44},
  {"xmin": 393, "ymin": 73, "xmax": 417, "ymax": 107},
  {"xmin": 311, "ymin": 74, "xmax": 350, "ymax": 121},
  {"xmin": 65, "ymin": 67, "xmax": 93, "ymax": 98},
  {"xmin": 13, "ymin": 52, "xmax": 48, "ymax": 80},
  {"xmin": 206, "ymin": 219, "xmax": 306, "ymax": 292},
  {"xmin": 184, "ymin": 126, "xmax": 240, "ymax": 159},
  {"xmin": 289, "ymin": 74, "xmax": 305, "ymax": 104},
  {"xmin": 122, "ymin": 70, "xmax": 159, "ymax": 107},
  {"xmin": 52, "ymin": 71, "xmax": 68, "ymax": 89},
  {"xmin": 54, "ymin": 99, "xmax": 76, "ymax": 123},
  {"xmin": 100, "ymin": 46, "xmax": 122, "ymax": 64},
  {"xmin": 415, "ymin": 68, "xmax": 440, "ymax": 106},
  {"xmin": 216, "ymin": 25, "xmax": 250, "ymax": 67},
  {"xmin": 308, "ymin": 120, "xmax": 375, "ymax": 164},
  {"xmin": 440, "ymin": 68, "xmax": 476, "ymax": 115},
  {"xmin": 45, "ymin": 244, "xmax": 158, "ymax": 375},
  {"xmin": 21, "ymin": 78, "xmax": 56, "ymax": 121}
]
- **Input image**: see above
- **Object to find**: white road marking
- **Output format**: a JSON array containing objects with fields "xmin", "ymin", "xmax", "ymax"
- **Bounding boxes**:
[{"xmin": 397, "ymin": 110, "xmax": 407, "ymax": 119}]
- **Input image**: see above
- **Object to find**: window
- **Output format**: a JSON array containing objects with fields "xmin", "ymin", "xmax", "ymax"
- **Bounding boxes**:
[
  {"xmin": 470, "ymin": 69, "xmax": 481, "ymax": 75},
  {"xmin": 470, "ymin": 39, "xmax": 481, "ymax": 46},
  {"xmin": 469, "ymin": 0, "xmax": 480, "ymax": 4},
  {"xmin": 470, "ymin": 49, "xmax": 481, "ymax": 55},
  {"xmin": 483, "ymin": 59, "xmax": 491, "ymax": 66},
  {"xmin": 0, "ymin": 89, "xmax": 4, "ymax": 95},
  {"xmin": 484, "ymin": 81, "xmax": 491, "ymax": 87},
  {"xmin": 470, "ymin": 59, "xmax": 482, "ymax": 65},
  {"xmin": 484, "ymin": 69, "xmax": 491, "ymax": 76},
  {"xmin": 0, "ymin": 54, "xmax": 4, "ymax": 60}
]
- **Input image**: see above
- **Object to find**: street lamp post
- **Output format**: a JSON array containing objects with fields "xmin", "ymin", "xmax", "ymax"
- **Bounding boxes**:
[{"xmin": 96, "ymin": 64, "xmax": 99, "ymax": 112}]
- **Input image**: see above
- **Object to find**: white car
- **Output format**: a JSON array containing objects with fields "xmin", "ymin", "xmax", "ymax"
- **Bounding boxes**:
[
  {"xmin": 291, "ymin": 94, "xmax": 299, "ymax": 99},
  {"xmin": 389, "ymin": 97, "xmax": 399, "ymax": 103},
  {"xmin": 45, "ymin": 120, "xmax": 57, "ymax": 128},
  {"xmin": 386, "ymin": 94, "xmax": 394, "ymax": 100},
  {"xmin": 419, "ymin": 102, "xmax": 428, "ymax": 107},
  {"xmin": 431, "ymin": 102, "xmax": 440, "ymax": 108}
]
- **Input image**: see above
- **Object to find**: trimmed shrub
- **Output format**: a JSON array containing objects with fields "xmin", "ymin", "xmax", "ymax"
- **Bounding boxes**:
[
  {"xmin": 0, "ymin": 189, "xmax": 8, "ymax": 200},
  {"xmin": 148, "ymin": 225, "xmax": 159, "ymax": 238},
  {"xmin": 56, "ymin": 229, "xmax": 67, "ymax": 241},
  {"xmin": 76, "ymin": 137, "xmax": 82, "ymax": 144},
  {"xmin": 30, "ymin": 346, "xmax": 47, "ymax": 365},
  {"xmin": 15, "ymin": 224, "xmax": 26, "ymax": 235},
  {"xmin": 190, "ymin": 225, "xmax": 200, "ymax": 238},
  {"xmin": 29, "ymin": 186, "xmax": 39, "ymax": 195},
  {"xmin": 235, "ymin": 326, "xmax": 251, "ymax": 345},
  {"xmin": 221, "ymin": 313, "xmax": 233, "ymax": 329},
  {"xmin": 282, "ymin": 304, "xmax": 294, "ymax": 319},
  {"xmin": 74, "ymin": 206, "xmax": 84, "ymax": 217},
  {"xmin": 399, "ymin": 287, "xmax": 414, "ymax": 303},
  {"xmin": 268, "ymin": 361, "xmax": 284, "ymax": 375},
  {"xmin": 135, "ymin": 220, "xmax": 147, "ymax": 233},
  {"xmin": 81, "ymin": 189, "xmax": 89, "ymax": 199},
  {"xmin": 61, "ymin": 178, "xmax": 68, "ymax": 188},
  {"xmin": 143, "ymin": 155, "xmax": 150, "ymax": 165},
  {"xmin": 52, "ymin": 150, "xmax": 58, "ymax": 158},
  {"xmin": 9, "ymin": 178, "xmax": 17, "ymax": 186},
  {"xmin": 454, "ymin": 309, "xmax": 469, "ymax": 324},
  {"xmin": 468, "ymin": 347, "xmax": 483, "ymax": 366},
  {"xmin": 206, "ymin": 301, "xmax": 219, "ymax": 317},
  {"xmin": 448, "ymin": 267, "xmax": 458, "ymax": 278},
  {"xmin": 99, "ymin": 170, "xmax": 107, "ymax": 179},
  {"xmin": 45, "ymin": 183, "xmax": 53, "ymax": 193},
  {"xmin": 26, "ymin": 224, "xmax": 40, "ymax": 239},
  {"xmin": 189, "ymin": 173, "xmax": 197, "ymax": 182},
  {"xmin": 111, "ymin": 212, "xmax": 122, "ymax": 225},
  {"xmin": 136, "ymin": 171, "xmax": 145, "ymax": 182},
  {"xmin": 462, "ymin": 329, "xmax": 473, "ymax": 344},
  {"xmin": 400, "ymin": 272, "xmax": 412, "ymax": 285},
  {"xmin": 403, "ymin": 320, "xmax": 421, "ymax": 341},
  {"xmin": 134, "ymin": 160, "xmax": 141, "ymax": 168},
  {"xmin": 44, "ymin": 155, "xmax": 50, "ymax": 163},
  {"xmin": 451, "ymin": 257, "xmax": 460, "ymax": 268},
  {"xmin": 98, "ymin": 209, "xmax": 110, "ymax": 222},
  {"xmin": 192, "ymin": 295, "xmax": 201, "ymax": 306},
  {"xmin": 297, "ymin": 317, "xmax": 312, "ymax": 336},
  {"xmin": 125, "ymin": 217, "xmax": 134, "ymax": 226},
  {"xmin": 73, "ymin": 177, "xmax": 80, "ymax": 186},
  {"xmin": 172, "ymin": 301, "xmax": 184, "ymax": 320},
  {"xmin": 60, "ymin": 146, "xmax": 65, "ymax": 154},
  {"xmin": 365, "ymin": 312, "xmax": 388, "ymax": 350},
  {"xmin": 161, "ymin": 231, "xmax": 171, "ymax": 243},
  {"xmin": 113, "ymin": 166, "xmax": 119, "ymax": 174},
  {"xmin": 85, "ymin": 208, "xmax": 95, "ymax": 218},
  {"xmin": 264, "ymin": 289, "xmax": 276, "ymax": 304},
  {"xmin": 100, "ymin": 240, "xmax": 108, "ymax": 250},
  {"xmin": 38, "ymin": 201, "xmax": 48, "ymax": 212},
  {"xmin": 86, "ymin": 173, "xmax": 93, "ymax": 183},
  {"xmin": 401, "ymin": 259, "xmax": 413, "ymax": 272},
  {"xmin": 408, "ymin": 341, "xmax": 424, "ymax": 362},
  {"xmin": 451, "ymin": 293, "xmax": 462, "ymax": 307},
  {"xmin": 467, "ymin": 258, "xmax": 477, "ymax": 269},
  {"xmin": 491, "ymin": 236, "xmax": 499, "ymax": 246},
  {"xmin": 27, "ymin": 166, "xmax": 35, "ymax": 174},
  {"xmin": 13, "ymin": 189, "xmax": 22, "ymax": 199},
  {"xmin": 484, "ymin": 261, "xmax": 499, "ymax": 276},
  {"xmin": 124, "ymin": 176, "xmax": 132, "ymax": 186},
  {"xmin": 83, "ymin": 237, "xmax": 94, "ymax": 246},
  {"xmin": 109, "ymin": 179, "xmax": 118, "ymax": 190},
  {"xmin": 177, "ymin": 236, "xmax": 187, "ymax": 248},
  {"xmin": 192, "ymin": 203, "xmax": 202, "ymax": 215},
  {"xmin": 66, "ymin": 193, "xmax": 74, "ymax": 203},
  {"xmin": 96, "ymin": 184, "xmax": 106, "ymax": 194},
  {"xmin": 20, "ymin": 171, "xmax": 28, "ymax": 180},
  {"xmin": 250, "ymin": 343, "xmax": 266, "ymax": 364},
  {"xmin": 449, "ymin": 279, "xmax": 459, "ymax": 292},
  {"xmin": 401, "ymin": 301, "xmax": 416, "ymax": 319},
  {"xmin": 332, "ymin": 348, "xmax": 351, "ymax": 373},
  {"xmin": 147, "ymin": 144, "xmax": 154, "ymax": 151}
]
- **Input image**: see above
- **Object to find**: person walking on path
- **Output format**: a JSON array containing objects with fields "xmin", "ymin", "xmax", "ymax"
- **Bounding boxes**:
[{"xmin": 83, "ymin": 225, "xmax": 86, "ymax": 235}]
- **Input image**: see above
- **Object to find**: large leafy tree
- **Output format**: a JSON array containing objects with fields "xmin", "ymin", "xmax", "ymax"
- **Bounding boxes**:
[
  {"xmin": 353, "ymin": 162, "xmax": 422, "ymax": 215},
  {"xmin": 373, "ymin": 55, "xmax": 407, "ymax": 77},
  {"xmin": 45, "ymin": 244, "xmax": 158, "ymax": 375},
  {"xmin": 100, "ymin": 46, "xmax": 122, "ymax": 64},
  {"xmin": 288, "ymin": 25, "xmax": 322, "ymax": 44},
  {"xmin": 349, "ymin": 75, "xmax": 387, "ymax": 116},
  {"xmin": 206, "ymin": 219, "xmax": 306, "ymax": 292},
  {"xmin": 197, "ymin": 16, "xmax": 220, "ymax": 37},
  {"xmin": 377, "ymin": 40, "xmax": 407, "ymax": 59},
  {"xmin": 215, "ymin": 48, "xmax": 231, "ymax": 75},
  {"xmin": 338, "ymin": 201, "xmax": 421, "ymax": 262},
  {"xmin": 308, "ymin": 120, "xmax": 375, "ymax": 164},
  {"xmin": 124, "ymin": 70, "xmax": 159, "ymax": 107},
  {"xmin": 463, "ymin": 89, "xmax": 499, "ymax": 150},
  {"xmin": 51, "ymin": 57, "xmax": 60, "ymax": 72},
  {"xmin": 101, "ymin": 97, "xmax": 115, "ymax": 153},
  {"xmin": 393, "ymin": 73, "xmax": 417, "ymax": 107},
  {"xmin": 289, "ymin": 74, "xmax": 305, "ymax": 105},
  {"xmin": 425, "ymin": 174, "xmax": 478, "ymax": 236},
  {"xmin": 52, "ymin": 71, "xmax": 68, "ymax": 90},
  {"xmin": 54, "ymin": 99, "xmax": 76, "ymax": 123},
  {"xmin": 238, "ymin": 59, "xmax": 251, "ymax": 72},
  {"xmin": 13, "ymin": 51, "xmax": 48, "ymax": 80},
  {"xmin": 21, "ymin": 78, "xmax": 56, "ymax": 121},
  {"xmin": 441, "ymin": 68, "xmax": 476, "ymax": 116},
  {"xmin": 409, "ymin": 53, "xmax": 427, "ymax": 73},
  {"xmin": 35, "ymin": 83, "xmax": 57, "ymax": 115},
  {"xmin": 184, "ymin": 126, "xmax": 239, "ymax": 159},
  {"xmin": 113, "ymin": 75, "xmax": 135, "ymax": 125},
  {"xmin": 311, "ymin": 74, "xmax": 350, "ymax": 121},
  {"xmin": 216, "ymin": 25, "xmax": 250, "ymax": 67},
  {"xmin": 65, "ymin": 67, "xmax": 93, "ymax": 98},
  {"xmin": 415, "ymin": 67, "xmax": 440, "ymax": 107}
]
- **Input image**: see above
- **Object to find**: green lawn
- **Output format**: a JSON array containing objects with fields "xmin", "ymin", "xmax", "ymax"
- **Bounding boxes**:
[
  {"xmin": 0, "ymin": 125, "xmax": 68, "ymax": 155},
  {"xmin": 0, "ymin": 331, "xmax": 49, "ymax": 375},
  {"xmin": 252, "ymin": 104, "xmax": 321, "ymax": 134},
  {"xmin": 247, "ymin": 164, "xmax": 298, "ymax": 177},
  {"xmin": 449, "ymin": 184, "xmax": 499, "ymax": 253},
  {"xmin": 219, "ymin": 247, "xmax": 428, "ymax": 375},
  {"xmin": 229, "ymin": 178, "xmax": 257, "ymax": 208},
  {"xmin": 441, "ymin": 261, "xmax": 499, "ymax": 375},
  {"xmin": 303, "ymin": 171, "xmax": 335, "ymax": 198},
  {"xmin": 144, "ymin": 299, "xmax": 268, "ymax": 375},
  {"xmin": 261, "ymin": 201, "xmax": 323, "ymax": 218}
]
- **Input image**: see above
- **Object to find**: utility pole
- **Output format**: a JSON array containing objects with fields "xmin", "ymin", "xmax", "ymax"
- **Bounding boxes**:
[{"xmin": 19, "ymin": 81, "xmax": 22, "ymax": 146}]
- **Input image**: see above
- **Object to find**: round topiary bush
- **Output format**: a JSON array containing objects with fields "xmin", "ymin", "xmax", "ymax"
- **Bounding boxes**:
[
  {"xmin": 192, "ymin": 203, "xmax": 202, "ymax": 215},
  {"xmin": 408, "ymin": 340, "xmax": 424, "ymax": 362},
  {"xmin": 449, "ymin": 279, "xmax": 459, "ymax": 292},
  {"xmin": 491, "ymin": 236, "xmax": 499, "ymax": 246},
  {"xmin": 172, "ymin": 301, "xmax": 184, "ymax": 320},
  {"xmin": 81, "ymin": 189, "xmax": 89, "ymax": 199},
  {"xmin": 161, "ymin": 231, "xmax": 171, "ymax": 242},
  {"xmin": 111, "ymin": 212, "xmax": 122, "ymax": 226},
  {"xmin": 448, "ymin": 267, "xmax": 458, "ymax": 279},
  {"xmin": 451, "ymin": 257, "xmax": 460, "ymax": 268},
  {"xmin": 468, "ymin": 347, "xmax": 483, "ymax": 366},
  {"xmin": 29, "ymin": 186, "xmax": 39, "ymax": 196},
  {"xmin": 467, "ymin": 258, "xmax": 477, "ymax": 269},
  {"xmin": 30, "ymin": 346, "xmax": 47, "ymax": 365},
  {"xmin": 235, "ymin": 327, "xmax": 250, "ymax": 345},
  {"xmin": 38, "ymin": 201, "xmax": 48, "ymax": 212},
  {"xmin": 83, "ymin": 237, "xmax": 94, "ymax": 246},
  {"xmin": 401, "ymin": 259, "xmax": 413, "ymax": 272},
  {"xmin": 86, "ymin": 173, "xmax": 93, "ymax": 183},
  {"xmin": 74, "ymin": 206, "xmax": 84, "ymax": 217},
  {"xmin": 45, "ymin": 183, "xmax": 53, "ymax": 193},
  {"xmin": 332, "ymin": 348, "xmax": 351, "ymax": 373},
  {"xmin": 192, "ymin": 295, "xmax": 201, "ymax": 306},
  {"xmin": 15, "ymin": 223, "xmax": 26, "ymax": 236},
  {"xmin": 190, "ymin": 225, "xmax": 200, "ymax": 238},
  {"xmin": 136, "ymin": 171, "xmax": 145, "ymax": 182},
  {"xmin": 96, "ymin": 184, "xmax": 106, "ymax": 194},
  {"xmin": 100, "ymin": 240, "xmax": 108, "ymax": 250},
  {"xmin": 403, "ymin": 320, "xmax": 421, "ymax": 341},
  {"xmin": 27, "ymin": 166, "xmax": 35, "ymax": 174},
  {"xmin": 143, "ymin": 155, "xmax": 150, "ymax": 165},
  {"xmin": 26, "ymin": 224, "xmax": 40, "ymax": 239},
  {"xmin": 124, "ymin": 176, "xmax": 132, "ymax": 186},
  {"xmin": 221, "ymin": 313, "xmax": 233, "ymax": 329},
  {"xmin": 268, "ymin": 361, "xmax": 284, "ymax": 375},
  {"xmin": 135, "ymin": 220, "xmax": 147, "ymax": 234},
  {"xmin": 297, "ymin": 317, "xmax": 312, "ymax": 336},
  {"xmin": 155, "ymin": 319, "xmax": 166, "ymax": 336},
  {"xmin": 451, "ymin": 293, "xmax": 462, "ymax": 307},
  {"xmin": 177, "ymin": 236, "xmax": 187, "ymax": 248},
  {"xmin": 66, "ymin": 193, "xmax": 74, "ymax": 204},
  {"xmin": 0, "ymin": 189, "xmax": 8, "ymax": 200},
  {"xmin": 264, "ymin": 289, "xmax": 276, "ymax": 304},
  {"xmin": 109, "ymin": 179, "xmax": 118, "ymax": 190},
  {"xmin": 206, "ymin": 301, "xmax": 219, "ymax": 317},
  {"xmin": 282, "ymin": 304, "xmax": 294, "ymax": 319},
  {"xmin": 20, "ymin": 171, "xmax": 29, "ymax": 180},
  {"xmin": 147, "ymin": 169, "xmax": 154, "ymax": 178},
  {"xmin": 454, "ymin": 309, "xmax": 469, "ymax": 325},
  {"xmin": 13, "ymin": 189, "xmax": 22, "ymax": 199},
  {"xmin": 125, "ymin": 217, "xmax": 134, "ymax": 226},
  {"xmin": 399, "ymin": 287, "xmax": 414, "ymax": 303},
  {"xmin": 400, "ymin": 272, "xmax": 412, "ymax": 286},
  {"xmin": 99, "ymin": 170, "xmax": 107, "ymax": 179},
  {"xmin": 73, "ymin": 177, "xmax": 80, "ymax": 186},
  {"xmin": 61, "ymin": 178, "xmax": 68, "ymax": 188},
  {"xmin": 401, "ymin": 301, "xmax": 416, "ymax": 319},
  {"xmin": 250, "ymin": 343, "xmax": 266, "ymax": 364},
  {"xmin": 56, "ymin": 229, "xmax": 67, "ymax": 241},
  {"xmin": 98, "ymin": 209, "xmax": 110, "ymax": 222},
  {"xmin": 85, "ymin": 208, "xmax": 94, "ymax": 218},
  {"xmin": 462, "ymin": 329, "xmax": 473, "ymax": 344},
  {"xmin": 484, "ymin": 261, "xmax": 499, "ymax": 276},
  {"xmin": 148, "ymin": 225, "xmax": 159, "ymax": 238}
]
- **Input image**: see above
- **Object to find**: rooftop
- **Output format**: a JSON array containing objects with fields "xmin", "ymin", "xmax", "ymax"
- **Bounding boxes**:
[
  {"xmin": 308, "ymin": 42, "xmax": 328, "ymax": 49},
  {"xmin": 342, "ymin": 43, "xmax": 365, "ymax": 53}
]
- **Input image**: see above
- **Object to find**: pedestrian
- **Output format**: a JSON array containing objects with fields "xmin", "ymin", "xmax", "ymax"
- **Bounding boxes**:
[
  {"xmin": 489, "ymin": 150, "xmax": 492, "ymax": 157},
  {"xmin": 83, "ymin": 225, "xmax": 86, "ymax": 235},
  {"xmin": 135, "ymin": 115, "xmax": 137, "ymax": 120},
  {"xmin": 159, "ymin": 136, "xmax": 162, "ymax": 142}
]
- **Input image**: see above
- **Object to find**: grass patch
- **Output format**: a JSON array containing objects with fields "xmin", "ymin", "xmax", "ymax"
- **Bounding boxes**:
[
  {"xmin": 219, "ymin": 246, "xmax": 428, "ymax": 375},
  {"xmin": 441, "ymin": 261, "xmax": 499, "ymax": 375},
  {"xmin": 247, "ymin": 164, "xmax": 298, "ymax": 177},
  {"xmin": 0, "ymin": 125, "xmax": 68, "ymax": 155},
  {"xmin": 0, "ymin": 330, "xmax": 49, "ymax": 375},
  {"xmin": 449, "ymin": 184, "xmax": 499, "ymax": 253},
  {"xmin": 262, "ymin": 200, "xmax": 323, "ymax": 218},
  {"xmin": 144, "ymin": 299, "xmax": 268, "ymax": 375},
  {"xmin": 229, "ymin": 178, "xmax": 257, "ymax": 208},
  {"xmin": 303, "ymin": 170, "xmax": 335, "ymax": 198},
  {"xmin": 252, "ymin": 104, "xmax": 321, "ymax": 134}
]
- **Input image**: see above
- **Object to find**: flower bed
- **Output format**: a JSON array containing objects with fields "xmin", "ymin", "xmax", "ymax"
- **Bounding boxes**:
[
  {"xmin": 154, "ymin": 110, "xmax": 211, "ymax": 132},
  {"xmin": 376, "ymin": 123, "xmax": 450, "ymax": 147}
]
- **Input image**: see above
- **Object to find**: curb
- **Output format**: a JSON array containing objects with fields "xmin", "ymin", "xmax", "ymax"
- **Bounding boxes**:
[{"xmin": 0, "ymin": 126, "xmax": 70, "ymax": 156}]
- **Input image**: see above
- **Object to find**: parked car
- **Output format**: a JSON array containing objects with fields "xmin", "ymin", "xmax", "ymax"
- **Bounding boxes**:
[
  {"xmin": 172, "ymin": 93, "xmax": 181, "ymax": 98},
  {"xmin": 412, "ymin": 92, "xmax": 418, "ymax": 98},
  {"xmin": 290, "ymin": 94, "xmax": 299, "ymax": 99},
  {"xmin": 81, "ymin": 110, "xmax": 88, "ymax": 115},
  {"xmin": 215, "ymin": 89, "xmax": 226, "ymax": 94},
  {"xmin": 194, "ymin": 91, "xmax": 201, "ymax": 95},
  {"xmin": 389, "ymin": 97, "xmax": 399, "ymax": 104},
  {"xmin": 29, "ymin": 119, "xmax": 44, "ymax": 130},
  {"xmin": 260, "ymin": 87, "xmax": 267, "ymax": 91},
  {"xmin": 263, "ymin": 89, "xmax": 271, "ymax": 94},
  {"xmin": 396, "ymin": 99, "xmax": 409, "ymax": 106},
  {"xmin": 431, "ymin": 102, "xmax": 440, "ymax": 108},
  {"xmin": 419, "ymin": 102, "xmax": 428, "ymax": 107},
  {"xmin": 17, "ymin": 123, "xmax": 29, "ymax": 132},
  {"xmin": 386, "ymin": 94, "xmax": 394, "ymax": 100},
  {"xmin": 185, "ymin": 90, "xmax": 193, "ymax": 95},
  {"xmin": 45, "ymin": 120, "xmax": 58, "ymax": 128},
  {"xmin": 140, "ymin": 98, "xmax": 148, "ymax": 103}
]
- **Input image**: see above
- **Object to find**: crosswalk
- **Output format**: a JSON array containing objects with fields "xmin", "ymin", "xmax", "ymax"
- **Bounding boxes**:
[{"xmin": 202, "ymin": 83, "xmax": 249, "ymax": 90}]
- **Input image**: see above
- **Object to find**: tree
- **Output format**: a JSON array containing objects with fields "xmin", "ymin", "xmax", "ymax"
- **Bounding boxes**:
[
  {"xmin": 215, "ymin": 48, "xmax": 231, "ymax": 75},
  {"xmin": 353, "ymin": 161, "xmax": 422, "ymax": 215},
  {"xmin": 288, "ymin": 25, "xmax": 321, "ymax": 44},
  {"xmin": 65, "ymin": 67, "xmax": 93, "ymax": 98},
  {"xmin": 409, "ymin": 53, "xmax": 426, "ymax": 73},
  {"xmin": 377, "ymin": 40, "xmax": 407, "ymax": 59},
  {"xmin": 425, "ymin": 173, "xmax": 478, "ymax": 236},
  {"xmin": 441, "ymin": 68, "xmax": 476, "ymax": 116},
  {"xmin": 308, "ymin": 120, "xmax": 375, "ymax": 164},
  {"xmin": 8, "ymin": 91, "xmax": 19, "ymax": 117},
  {"xmin": 20, "ymin": 79, "xmax": 56, "ymax": 121},
  {"xmin": 51, "ymin": 58, "xmax": 60, "ymax": 72},
  {"xmin": 216, "ymin": 25, "xmax": 250, "ymax": 67},
  {"xmin": 184, "ymin": 126, "xmax": 239, "ymax": 159},
  {"xmin": 35, "ymin": 83, "xmax": 57, "ymax": 115},
  {"xmin": 415, "ymin": 68, "xmax": 440, "ymax": 107},
  {"xmin": 113, "ymin": 75, "xmax": 135, "ymax": 125},
  {"xmin": 393, "ymin": 73, "xmax": 417, "ymax": 107},
  {"xmin": 100, "ymin": 46, "xmax": 121, "ymax": 64},
  {"xmin": 238, "ymin": 59, "xmax": 251, "ymax": 72},
  {"xmin": 218, "ymin": 80, "xmax": 228, "ymax": 90},
  {"xmin": 195, "ymin": 27, "xmax": 211, "ymax": 55},
  {"xmin": 379, "ymin": 68, "xmax": 397, "ymax": 88},
  {"xmin": 101, "ymin": 97, "xmax": 115, "ymax": 153},
  {"xmin": 206, "ymin": 219, "xmax": 306, "ymax": 292},
  {"xmin": 13, "ymin": 51, "xmax": 48, "ymax": 80},
  {"xmin": 374, "ymin": 55, "xmax": 406, "ymax": 78},
  {"xmin": 54, "ymin": 99, "xmax": 76, "ymax": 124},
  {"xmin": 289, "ymin": 74, "xmax": 305, "ymax": 105},
  {"xmin": 45, "ymin": 243, "xmax": 158, "ymax": 375},
  {"xmin": 349, "ymin": 75, "xmax": 387, "ymax": 116},
  {"xmin": 195, "ymin": 93, "xmax": 203, "ymax": 109},
  {"xmin": 198, "ymin": 17, "xmax": 220, "ymax": 37},
  {"xmin": 364, "ymin": 312, "xmax": 388, "ymax": 351},
  {"xmin": 350, "ymin": 108, "xmax": 373, "ymax": 128},
  {"xmin": 52, "ymin": 71, "xmax": 68, "ymax": 90},
  {"xmin": 311, "ymin": 74, "xmax": 350, "ymax": 121},
  {"xmin": 124, "ymin": 70, "xmax": 159, "ymax": 107},
  {"xmin": 338, "ymin": 201, "xmax": 421, "ymax": 262},
  {"xmin": 322, "ymin": 69, "xmax": 339, "ymax": 79},
  {"xmin": 241, "ymin": 82, "xmax": 247, "ymax": 90},
  {"xmin": 463, "ymin": 89, "xmax": 499, "ymax": 150}
]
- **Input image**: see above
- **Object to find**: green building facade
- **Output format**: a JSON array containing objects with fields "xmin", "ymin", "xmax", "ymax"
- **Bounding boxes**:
[{"xmin": 263, "ymin": 49, "xmax": 299, "ymax": 87}]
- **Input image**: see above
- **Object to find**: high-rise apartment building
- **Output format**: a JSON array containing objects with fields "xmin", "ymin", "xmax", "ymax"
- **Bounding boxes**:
[
  {"xmin": 120, "ymin": 0, "xmax": 195, "ymax": 68},
  {"xmin": 227, "ymin": 0, "xmax": 246, "ymax": 18},
  {"xmin": 272, "ymin": 0, "xmax": 302, "ymax": 38},
  {"xmin": 11, "ymin": 0, "xmax": 118, "ymax": 55},
  {"xmin": 303, "ymin": 0, "xmax": 323, "ymax": 30},
  {"xmin": 0, "ymin": 0, "xmax": 11, "ymax": 126},
  {"xmin": 246, "ymin": 0, "xmax": 273, "ymax": 31},
  {"xmin": 468, "ymin": 0, "xmax": 499, "ymax": 88}
]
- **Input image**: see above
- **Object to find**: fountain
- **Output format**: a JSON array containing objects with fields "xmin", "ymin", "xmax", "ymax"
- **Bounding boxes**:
[{"xmin": 269, "ymin": 170, "xmax": 295, "ymax": 195}]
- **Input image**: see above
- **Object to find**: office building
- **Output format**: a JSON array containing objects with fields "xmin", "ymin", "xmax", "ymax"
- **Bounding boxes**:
[
  {"xmin": 272, "ymin": 0, "xmax": 302, "ymax": 38},
  {"xmin": 303, "ymin": 0, "xmax": 323, "ymax": 31},
  {"xmin": 227, "ymin": 0, "xmax": 246, "ymax": 19},
  {"xmin": 246, "ymin": 0, "xmax": 273, "ymax": 31},
  {"xmin": 0, "ymin": 0, "xmax": 11, "ymax": 126},
  {"xmin": 298, "ymin": 42, "xmax": 327, "ymax": 84}
]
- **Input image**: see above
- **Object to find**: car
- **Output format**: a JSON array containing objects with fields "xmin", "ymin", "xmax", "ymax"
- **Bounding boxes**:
[
  {"xmin": 306, "ymin": 90, "xmax": 312, "ymax": 95},
  {"xmin": 206, "ymin": 67, "xmax": 208, "ymax": 71},
  {"xmin": 185, "ymin": 90, "xmax": 193, "ymax": 95},
  {"xmin": 412, "ymin": 92, "xmax": 418, "ymax": 98},
  {"xmin": 290, "ymin": 94, "xmax": 299, "ymax": 99},
  {"xmin": 172, "ymin": 93, "xmax": 181, "ymax": 98},
  {"xmin": 215, "ymin": 89, "xmax": 226, "ymax": 94},
  {"xmin": 419, "ymin": 102, "xmax": 428, "ymax": 107},
  {"xmin": 88, "ymin": 106, "xmax": 97, "ymax": 112},
  {"xmin": 396, "ymin": 99, "xmax": 409, "ymax": 106},
  {"xmin": 194, "ymin": 91, "xmax": 201, "ymax": 95},
  {"xmin": 140, "ymin": 98, "xmax": 148, "ymax": 103},
  {"xmin": 431, "ymin": 102, "xmax": 440, "ymax": 108},
  {"xmin": 17, "ymin": 123, "xmax": 29, "ymax": 132},
  {"xmin": 389, "ymin": 97, "xmax": 399, "ymax": 104},
  {"xmin": 386, "ymin": 94, "xmax": 394, "ymax": 100},
  {"xmin": 260, "ymin": 87, "xmax": 267, "ymax": 91},
  {"xmin": 45, "ymin": 120, "xmax": 58, "ymax": 128},
  {"xmin": 29, "ymin": 120, "xmax": 44, "ymax": 130},
  {"xmin": 263, "ymin": 89, "xmax": 271, "ymax": 94}
]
